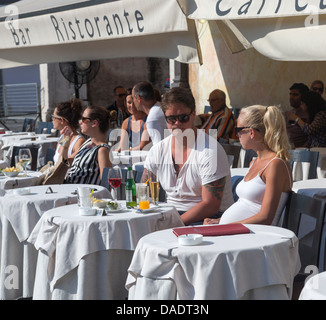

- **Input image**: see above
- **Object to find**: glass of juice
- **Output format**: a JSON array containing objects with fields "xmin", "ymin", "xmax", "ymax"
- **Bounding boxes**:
[{"xmin": 137, "ymin": 183, "xmax": 150, "ymax": 210}]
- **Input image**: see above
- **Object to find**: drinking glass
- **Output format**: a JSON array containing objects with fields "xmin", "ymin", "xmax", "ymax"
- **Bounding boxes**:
[
  {"xmin": 149, "ymin": 173, "xmax": 159, "ymax": 206},
  {"xmin": 108, "ymin": 166, "xmax": 122, "ymax": 202},
  {"xmin": 137, "ymin": 183, "xmax": 150, "ymax": 210},
  {"xmin": 18, "ymin": 148, "xmax": 32, "ymax": 175}
]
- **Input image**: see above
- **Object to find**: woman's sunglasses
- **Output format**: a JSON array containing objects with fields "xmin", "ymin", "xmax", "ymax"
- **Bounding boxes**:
[
  {"xmin": 81, "ymin": 116, "xmax": 93, "ymax": 123},
  {"xmin": 235, "ymin": 126, "xmax": 251, "ymax": 135},
  {"xmin": 235, "ymin": 127, "xmax": 260, "ymax": 135},
  {"xmin": 51, "ymin": 115, "xmax": 62, "ymax": 121},
  {"xmin": 165, "ymin": 111, "xmax": 192, "ymax": 124}
]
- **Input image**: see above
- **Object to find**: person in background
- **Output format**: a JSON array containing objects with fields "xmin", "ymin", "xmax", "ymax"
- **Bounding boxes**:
[
  {"xmin": 106, "ymin": 86, "xmax": 128, "ymax": 127},
  {"xmin": 204, "ymin": 105, "xmax": 292, "ymax": 226},
  {"xmin": 117, "ymin": 94, "xmax": 148, "ymax": 152},
  {"xmin": 51, "ymin": 99, "xmax": 86, "ymax": 164},
  {"xmin": 63, "ymin": 106, "xmax": 111, "ymax": 185},
  {"xmin": 310, "ymin": 80, "xmax": 324, "ymax": 96},
  {"xmin": 133, "ymin": 81, "xmax": 169, "ymax": 147},
  {"xmin": 286, "ymin": 91, "xmax": 326, "ymax": 147},
  {"xmin": 285, "ymin": 83, "xmax": 310, "ymax": 148},
  {"xmin": 200, "ymin": 89, "xmax": 237, "ymax": 143},
  {"xmin": 142, "ymin": 87, "xmax": 234, "ymax": 225}
]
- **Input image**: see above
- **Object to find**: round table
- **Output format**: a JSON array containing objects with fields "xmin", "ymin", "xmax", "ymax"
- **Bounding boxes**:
[
  {"xmin": 126, "ymin": 224, "xmax": 301, "ymax": 300},
  {"xmin": 299, "ymin": 271, "xmax": 326, "ymax": 300},
  {"xmin": 292, "ymin": 178, "xmax": 326, "ymax": 198},
  {"xmin": 0, "ymin": 184, "xmax": 110, "ymax": 300},
  {"xmin": 0, "ymin": 170, "xmax": 44, "ymax": 190},
  {"xmin": 28, "ymin": 202, "xmax": 184, "ymax": 300}
]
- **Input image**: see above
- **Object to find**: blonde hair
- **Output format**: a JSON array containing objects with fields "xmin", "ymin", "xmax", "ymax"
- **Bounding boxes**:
[{"xmin": 240, "ymin": 105, "xmax": 291, "ymax": 161}]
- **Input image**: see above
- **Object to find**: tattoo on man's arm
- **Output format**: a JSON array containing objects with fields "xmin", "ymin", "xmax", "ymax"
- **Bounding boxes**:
[{"xmin": 204, "ymin": 177, "xmax": 226, "ymax": 200}]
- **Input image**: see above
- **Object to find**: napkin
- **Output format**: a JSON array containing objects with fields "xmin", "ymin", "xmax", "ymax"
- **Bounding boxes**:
[{"xmin": 172, "ymin": 224, "xmax": 250, "ymax": 237}]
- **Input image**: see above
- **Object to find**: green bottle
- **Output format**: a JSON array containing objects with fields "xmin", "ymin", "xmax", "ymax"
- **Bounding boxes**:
[{"xmin": 125, "ymin": 167, "xmax": 137, "ymax": 207}]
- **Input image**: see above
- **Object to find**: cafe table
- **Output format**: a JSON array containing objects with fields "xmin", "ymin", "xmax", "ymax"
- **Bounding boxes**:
[
  {"xmin": 0, "ymin": 184, "xmax": 110, "ymax": 300},
  {"xmin": 292, "ymin": 178, "xmax": 326, "ymax": 198},
  {"xmin": 0, "ymin": 170, "xmax": 44, "ymax": 190},
  {"xmin": 28, "ymin": 203, "xmax": 184, "ymax": 300},
  {"xmin": 1, "ymin": 136, "xmax": 58, "ymax": 169},
  {"xmin": 299, "ymin": 271, "xmax": 326, "ymax": 300},
  {"xmin": 110, "ymin": 150, "xmax": 149, "ymax": 168},
  {"xmin": 126, "ymin": 224, "xmax": 301, "ymax": 300}
]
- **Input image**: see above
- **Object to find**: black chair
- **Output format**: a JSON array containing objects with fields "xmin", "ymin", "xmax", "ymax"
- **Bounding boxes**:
[
  {"xmin": 11, "ymin": 145, "xmax": 39, "ymax": 171},
  {"xmin": 22, "ymin": 118, "xmax": 35, "ymax": 132},
  {"xmin": 221, "ymin": 143, "xmax": 241, "ymax": 168},
  {"xmin": 101, "ymin": 167, "xmax": 110, "ymax": 191},
  {"xmin": 231, "ymin": 175, "xmax": 244, "ymax": 202},
  {"xmin": 283, "ymin": 192, "xmax": 326, "ymax": 299},
  {"xmin": 45, "ymin": 148, "xmax": 55, "ymax": 163},
  {"xmin": 36, "ymin": 122, "xmax": 53, "ymax": 134},
  {"xmin": 204, "ymin": 105, "xmax": 211, "ymax": 113},
  {"xmin": 289, "ymin": 149, "xmax": 319, "ymax": 180},
  {"xmin": 283, "ymin": 192, "xmax": 326, "ymax": 272},
  {"xmin": 243, "ymin": 149, "xmax": 257, "ymax": 167}
]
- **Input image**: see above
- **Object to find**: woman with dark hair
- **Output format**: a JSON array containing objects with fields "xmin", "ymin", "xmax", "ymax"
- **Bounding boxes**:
[
  {"xmin": 63, "ymin": 105, "xmax": 112, "ymax": 185},
  {"xmin": 52, "ymin": 99, "xmax": 86, "ymax": 164},
  {"xmin": 286, "ymin": 91, "xmax": 326, "ymax": 147}
]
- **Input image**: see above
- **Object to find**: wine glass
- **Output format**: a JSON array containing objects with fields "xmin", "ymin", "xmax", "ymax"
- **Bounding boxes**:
[
  {"xmin": 108, "ymin": 166, "xmax": 122, "ymax": 202},
  {"xmin": 18, "ymin": 148, "xmax": 32, "ymax": 175}
]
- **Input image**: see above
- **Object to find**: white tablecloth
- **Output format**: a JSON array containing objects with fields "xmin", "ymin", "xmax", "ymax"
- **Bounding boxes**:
[
  {"xmin": 126, "ymin": 224, "xmax": 301, "ymax": 300},
  {"xmin": 1, "ymin": 136, "xmax": 58, "ymax": 169},
  {"xmin": 110, "ymin": 150, "xmax": 148, "ymax": 168},
  {"xmin": 0, "ymin": 171, "xmax": 44, "ymax": 190},
  {"xmin": 292, "ymin": 178, "xmax": 326, "ymax": 198},
  {"xmin": 0, "ymin": 184, "xmax": 110, "ymax": 300},
  {"xmin": 230, "ymin": 167, "xmax": 248, "ymax": 177},
  {"xmin": 299, "ymin": 271, "xmax": 326, "ymax": 300},
  {"xmin": 28, "ymin": 203, "xmax": 184, "ymax": 300}
]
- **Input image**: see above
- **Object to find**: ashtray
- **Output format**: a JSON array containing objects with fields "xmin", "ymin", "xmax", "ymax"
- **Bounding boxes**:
[{"xmin": 178, "ymin": 234, "xmax": 203, "ymax": 246}]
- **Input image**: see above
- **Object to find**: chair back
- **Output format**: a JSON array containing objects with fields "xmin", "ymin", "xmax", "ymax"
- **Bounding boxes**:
[
  {"xmin": 310, "ymin": 147, "xmax": 326, "ymax": 179},
  {"xmin": 204, "ymin": 105, "xmax": 211, "ymax": 114},
  {"xmin": 101, "ymin": 167, "xmax": 110, "ymax": 190},
  {"xmin": 22, "ymin": 118, "xmax": 35, "ymax": 132},
  {"xmin": 289, "ymin": 149, "xmax": 319, "ymax": 180},
  {"xmin": 11, "ymin": 145, "xmax": 39, "ymax": 171},
  {"xmin": 221, "ymin": 143, "xmax": 241, "ymax": 168},
  {"xmin": 243, "ymin": 149, "xmax": 257, "ymax": 167},
  {"xmin": 283, "ymin": 192, "xmax": 326, "ymax": 272},
  {"xmin": 36, "ymin": 122, "xmax": 53, "ymax": 134}
]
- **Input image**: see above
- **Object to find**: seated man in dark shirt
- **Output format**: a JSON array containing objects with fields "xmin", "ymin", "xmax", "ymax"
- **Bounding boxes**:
[
  {"xmin": 285, "ymin": 83, "xmax": 310, "ymax": 148},
  {"xmin": 107, "ymin": 86, "xmax": 129, "ymax": 127}
]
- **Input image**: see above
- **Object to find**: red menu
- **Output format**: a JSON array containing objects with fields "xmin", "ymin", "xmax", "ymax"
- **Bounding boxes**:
[{"xmin": 173, "ymin": 224, "xmax": 250, "ymax": 237}]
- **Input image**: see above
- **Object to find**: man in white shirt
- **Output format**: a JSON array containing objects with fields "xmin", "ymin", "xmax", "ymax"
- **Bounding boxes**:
[
  {"xmin": 132, "ymin": 81, "xmax": 169, "ymax": 148},
  {"xmin": 142, "ymin": 87, "xmax": 234, "ymax": 225}
]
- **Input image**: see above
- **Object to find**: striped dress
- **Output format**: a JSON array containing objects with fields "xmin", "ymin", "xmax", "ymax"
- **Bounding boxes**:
[{"xmin": 64, "ymin": 138, "xmax": 110, "ymax": 185}]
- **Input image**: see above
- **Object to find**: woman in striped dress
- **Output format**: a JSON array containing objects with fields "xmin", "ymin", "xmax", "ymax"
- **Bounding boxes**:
[{"xmin": 63, "ymin": 106, "xmax": 111, "ymax": 185}]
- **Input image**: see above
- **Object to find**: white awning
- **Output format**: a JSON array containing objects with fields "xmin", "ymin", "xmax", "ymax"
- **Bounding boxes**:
[
  {"xmin": 177, "ymin": 0, "xmax": 326, "ymax": 61},
  {"xmin": 0, "ymin": 0, "xmax": 202, "ymax": 69}
]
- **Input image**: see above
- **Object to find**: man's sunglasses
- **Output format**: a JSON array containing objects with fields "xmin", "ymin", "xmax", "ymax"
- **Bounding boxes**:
[
  {"xmin": 117, "ymin": 93, "xmax": 126, "ymax": 98},
  {"xmin": 312, "ymin": 87, "xmax": 323, "ymax": 93},
  {"xmin": 165, "ymin": 111, "xmax": 193, "ymax": 124}
]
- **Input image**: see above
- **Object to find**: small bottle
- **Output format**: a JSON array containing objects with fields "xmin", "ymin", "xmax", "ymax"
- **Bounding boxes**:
[{"xmin": 125, "ymin": 167, "xmax": 137, "ymax": 207}]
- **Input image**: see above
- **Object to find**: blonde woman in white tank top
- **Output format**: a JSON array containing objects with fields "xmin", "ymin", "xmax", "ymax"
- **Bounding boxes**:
[{"xmin": 204, "ymin": 105, "xmax": 293, "ymax": 226}]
